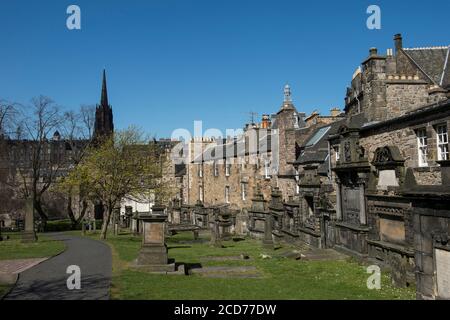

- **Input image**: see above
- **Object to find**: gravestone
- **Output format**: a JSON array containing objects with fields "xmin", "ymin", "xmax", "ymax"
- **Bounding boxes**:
[
  {"xmin": 435, "ymin": 248, "xmax": 450, "ymax": 299},
  {"xmin": 135, "ymin": 204, "xmax": 175, "ymax": 272},
  {"xmin": 132, "ymin": 213, "xmax": 140, "ymax": 236},
  {"xmin": 22, "ymin": 198, "xmax": 37, "ymax": 243},
  {"xmin": 210, "ymin": 208, "xmax": 222, "ymax": 248},
  {"xmin": 263, "ymin": 213, "xmax": 274, "ymax": 249}
]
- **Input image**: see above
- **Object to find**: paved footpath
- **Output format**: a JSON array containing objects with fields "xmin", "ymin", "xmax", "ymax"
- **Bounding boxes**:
[{"xmin": 4, "ymin": 233, "xmax": 112, "ymax": 300}]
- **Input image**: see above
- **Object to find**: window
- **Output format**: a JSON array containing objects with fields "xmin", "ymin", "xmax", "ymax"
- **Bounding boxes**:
[
  {"xmin": 241, "ymin": 183, "xmax": 247, "ymax": 200},
  {"xmin": 296, "ymin": 183, "xmax": 300, "ymax": 195},
  {"xmin": 416, "ymin": 128, "xmax": 428, "ymax": 167},
  {"xmin": 264, "ymin": 160, "xmax": 270, "ymax": 179},
  {"xmin": 436, "ymin": 124, "xmax": 449, "ymax": 161},
  {"xmin": 225, "ymin": 186, "xmax": 230, "ymax": 204},
  {"xmin": 225, "ymin": 160, "xmax": 231, "ymax": 176},
  {"xmin": 213, "ymin": 161, "xmax": 219, "ymax": 176},
  {"xmin": 305, "ymin": 126, "xmax": 331, "ymax": 147},
  {"xmin": 198, "ymin": 164, "xmax": 203, "ymax": 177},
  {"xmin": 334, "ymin": 145, "xmax": 340, "ymax": 162},
  {"xmin": 199, "ymin": 186, "xmax": 203, "ymax": 202}
]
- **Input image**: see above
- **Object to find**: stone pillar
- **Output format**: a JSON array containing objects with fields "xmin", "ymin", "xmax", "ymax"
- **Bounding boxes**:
[
  {"xmin": 359, "ymin": 182, "xmax": 367, "ymax": 225},
  {"xmin": 132, "ymin": 213, "xmax": 140, "ymax": 236},
  {"xmin": 135, "ymin": 207, "xmax": 174, "ymax": 271},
  {"xmin": 335, "ymin": 178, "xmax": 342, "ymax": 221},
  {"xmin": 263, "ymin": 213, "xmax": 274, "ymax": 249},
  {"xmin": 210, "ymin": 208, "xmax": 222, "ymax": 247},
  {"xmin": 22, "ymin": 198, "xmax": 37, "ymax": 243}
]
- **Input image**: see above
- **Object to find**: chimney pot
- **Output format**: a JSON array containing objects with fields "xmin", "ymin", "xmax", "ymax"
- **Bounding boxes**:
[{"xmin": 394, "ymin": 33, "xmax": 403, "ymax": 52}]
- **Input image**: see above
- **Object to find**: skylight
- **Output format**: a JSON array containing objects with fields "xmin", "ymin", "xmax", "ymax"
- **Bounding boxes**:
[{"xmin": 305, "ymin": 126, "xmax": 331, "ymax": 147}]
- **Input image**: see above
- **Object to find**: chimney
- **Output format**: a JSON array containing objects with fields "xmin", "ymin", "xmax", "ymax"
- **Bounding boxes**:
[
  {"xmin": 394, "ymin": 34, "xmax": 403, "ymax": 52},
  {"xmin": 330, "ymin": 107, "xmax": 341, "ymax": 117},
  {"xmin": 386, "ymin": 48, "xmax": 393, "ymax": 57},
  {"xmin": 369, "ymin": 47, "xmax": 378, "ymax": 57},
  {"xmin": 261, "ymin": 114, "xmax": 271, "ymax": 129}
]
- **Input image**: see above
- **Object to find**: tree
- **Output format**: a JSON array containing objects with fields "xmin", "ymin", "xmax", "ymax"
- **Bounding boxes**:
[
  {"xmin": 0, "ymin": 99, "xmax": 18, "ymax": 137},
  {"xmin": 80, "ymin": 105, "xmax": 95, "ymax": 140},
  {"xmin": 11, "ymin": 96, "xmax": 64, "ymax": 227},
  {"xmin": 60, "ymin": 127, "xmax": 173, "ymax": 239},
  {"xmin": 59, "ymin": 106, "xmax": 95, "ymax": 228}
]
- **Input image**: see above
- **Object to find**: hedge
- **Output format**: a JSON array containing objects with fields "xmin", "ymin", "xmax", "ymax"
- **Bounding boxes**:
[{"xmin": 44, "ymin": 219, "xmax": 103, "ymax": 232}]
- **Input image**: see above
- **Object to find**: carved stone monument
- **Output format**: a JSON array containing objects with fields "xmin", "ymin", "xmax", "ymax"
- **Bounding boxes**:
[
  {"xmin": 135, "ymin": 204, "xmax": 175, "ymax": 272},
  {"xmin": 210, "ymin": 208, "xmax": 222, "ymax": 248},
  {"xmin": 22, "ymin": 198, "xmax": 37, "ymax": 243},
  {"xmin": 435, "ymin": 248, "xmax": 450, "ymax": 299},
  {"xmin": 263, "ymin": 212, "xmax": 274, "ymax": 249},
  {"xmin": 248, "ymin": 184, "xmax": 268, "ymax": 238},
  {"xmin": 132, "ymin": 212, "xmax": 140, "ymax": 236}
]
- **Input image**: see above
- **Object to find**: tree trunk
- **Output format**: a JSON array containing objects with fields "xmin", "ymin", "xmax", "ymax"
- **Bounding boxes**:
[
  {"xmin": 75, "ymin": 200, "xmax": 88, "ymax": 225},
  {"xmin": 66, "ymin": 194, "xmax": 77, "ymax": 229},
  {"xmin": 34, "ymin": 197, "xmax": 48, "ymax": 231},
  {"xmin": 100, "ymin": 206, "xmax": 112, "ymax": 240}
]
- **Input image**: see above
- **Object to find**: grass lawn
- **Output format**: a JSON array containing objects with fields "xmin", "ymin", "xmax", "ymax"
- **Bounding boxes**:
[
  {"xmin": 0, "ymin": 232, "xmax": 66, "ymax": 260},
  {"xmin": 79, "ymin": 230, "xmax": 415, "ymax": 300}
]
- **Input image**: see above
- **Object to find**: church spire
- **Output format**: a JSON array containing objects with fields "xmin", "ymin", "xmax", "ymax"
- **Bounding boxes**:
[
  {"xmin": 94, "ymin": 69, "xmax": 114, "ymax": 140},
  {"xmin": 101, "ymin": 69, "xmax": 109, "ymax": 107}
]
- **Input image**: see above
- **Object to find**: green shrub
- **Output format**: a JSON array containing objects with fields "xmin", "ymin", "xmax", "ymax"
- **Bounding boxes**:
[
  {"xmin": 44, "ymin": 219, "xmax": 103, "ymax": 232},
  {"xmin": 45, "ymin": 219, "xmax": 77, "ymax": 232}
]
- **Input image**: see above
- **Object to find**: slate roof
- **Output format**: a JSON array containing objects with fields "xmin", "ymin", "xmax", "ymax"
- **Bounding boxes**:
[
  {"xmin": 403, "ymin": 46, "xmax": 450, "ymax": 88},
  {"xmin": 192, "ymin": 131, "xmax": 273, "ymax": 163}
]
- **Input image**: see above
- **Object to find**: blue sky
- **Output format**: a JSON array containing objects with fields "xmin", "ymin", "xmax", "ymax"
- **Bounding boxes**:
[{"xmin": 0, "ymin": 0, "xmax": 449, "ymax": 138}]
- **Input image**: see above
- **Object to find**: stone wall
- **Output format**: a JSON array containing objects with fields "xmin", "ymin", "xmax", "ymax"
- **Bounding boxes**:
[
  {"xmin": 359, "ymin": 122, "xmax": 449, "ymax": 185},
  {"xmin": 386, "ymin": 82, "xmax": 429, "ymax": 117}
]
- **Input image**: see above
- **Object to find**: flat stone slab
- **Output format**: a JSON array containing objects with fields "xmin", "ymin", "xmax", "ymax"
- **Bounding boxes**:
[
  {"xmin": 301, "ymin": 249, "xmax": 348, "ymax": 261},
  {"xmin": 201, "ymin": 255, "xmax": 250, "ymax": 262},
  {"xmin": 190, "ymin": 266, "xmax": 263, "ymax": 278},
  {"xmin": 0, "ymin": 258, "xmax": 48, "ymax": 275},
  {"xmin": 130, "ymin": 262, "xmax": 185, "ymax": 275},
  {"xmin": 275, "ymin": 248, "xmax": 348, "ymax": 261}
]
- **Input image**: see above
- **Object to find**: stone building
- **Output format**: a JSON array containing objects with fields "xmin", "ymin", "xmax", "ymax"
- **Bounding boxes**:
[
  {"xmin": 179, "ymin": 86, "xmax": 343, "ymax": 209},
  {"xmin": 173, "ymin": 33, "xmax": 450, "ymax": 299},
  {"xmin": 0, "ymin": 70, "xmax": 115, "ymax": 227},
  {"xmin": 175, "ymin": 85, "xmax": 343, "ymax": 237},
  {"xmin": 327, "ymin": 34, "xmax": 450, "ymax": 297}
]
